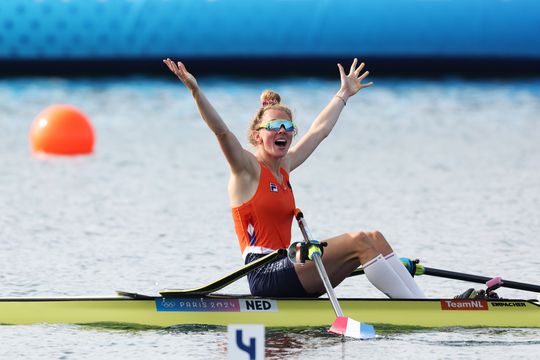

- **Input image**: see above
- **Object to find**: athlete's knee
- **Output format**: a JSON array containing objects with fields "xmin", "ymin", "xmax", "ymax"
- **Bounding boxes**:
[
  {"xmin": 366, "ymin": 230, "xmax": 393, "ymax": 254},
  {"xmin": 366, "ymin": 230, "xmax": 385, "ymax": 241},
  {"xmin": 348, "ymin": 231, "xmax": 375, "ymax": 251}
]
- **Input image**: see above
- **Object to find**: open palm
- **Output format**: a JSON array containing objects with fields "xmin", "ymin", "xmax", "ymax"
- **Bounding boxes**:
[{"xmin": 338, "ymin": 58, "xmax": 373, "ymax": 97}]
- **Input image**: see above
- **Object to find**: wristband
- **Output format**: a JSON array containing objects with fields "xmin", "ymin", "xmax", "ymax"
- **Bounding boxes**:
[{"xmin": 335, "ymin": 95, "xmax": 347, "ymax": 106}]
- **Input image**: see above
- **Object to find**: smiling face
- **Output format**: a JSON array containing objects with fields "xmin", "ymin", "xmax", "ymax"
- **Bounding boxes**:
[{"xmin": 253, "ymin": 109, "xmax": 295, "ymax": 158}]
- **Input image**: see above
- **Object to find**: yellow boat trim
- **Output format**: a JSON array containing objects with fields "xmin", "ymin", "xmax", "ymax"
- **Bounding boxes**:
[{"xmin": 1, "ymin": 296, "xmax": 539, "ymax": 328}]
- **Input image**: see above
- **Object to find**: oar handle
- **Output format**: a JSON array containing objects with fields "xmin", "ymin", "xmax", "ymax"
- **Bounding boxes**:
[{"xmin": 423, "ymin": 267, "xmax": 540, "ymax": 293}]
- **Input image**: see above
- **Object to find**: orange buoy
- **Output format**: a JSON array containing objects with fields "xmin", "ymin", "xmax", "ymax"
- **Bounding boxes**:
[{"xmin": 30, "ymin": 105, "xmax": 95, "ymax": 155}]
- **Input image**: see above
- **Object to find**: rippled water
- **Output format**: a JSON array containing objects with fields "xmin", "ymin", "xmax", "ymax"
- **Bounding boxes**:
[{"xmin": 1, "ymin": 75, "xmax": 539, "ymax": 359}]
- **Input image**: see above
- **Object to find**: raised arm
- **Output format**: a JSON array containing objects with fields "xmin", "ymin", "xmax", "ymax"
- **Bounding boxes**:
[
  {"xmin": 163, "ymin": 59, "xmax": 255, "ymax": 174},
  {"xmin": 288, "ymin": 58, "xmax": 373, "ymax": 171}
]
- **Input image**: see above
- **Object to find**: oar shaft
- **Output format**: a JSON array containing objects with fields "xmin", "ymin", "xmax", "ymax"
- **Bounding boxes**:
[
  {"xmin": 348, "ymin": 265, "xmax": 540, "ymax": 294},
  {"xmin": 160, "ymin": 249, "xmax": 287, "ymax": 297},
  {"xmin": 295, "ymin": 210, "xmax": 344, "ymax": 317},
  {"xmin": 423, "ymin": 267, "xmax": 540, "ymax": 293},
  {"xmin": 313, "ymin": 253, "xmax": 344, "ymax": 317}
]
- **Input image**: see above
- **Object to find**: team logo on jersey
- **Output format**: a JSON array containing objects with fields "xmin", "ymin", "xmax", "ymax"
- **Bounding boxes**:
[{"xmin": 269, "ymin": 183, "xmax": 278, "ymax": 192}]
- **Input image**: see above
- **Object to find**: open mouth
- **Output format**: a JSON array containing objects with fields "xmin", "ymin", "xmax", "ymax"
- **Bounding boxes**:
[{"xmin": 274, "ymin": 139, "xmax": 287, "ymax": 147}]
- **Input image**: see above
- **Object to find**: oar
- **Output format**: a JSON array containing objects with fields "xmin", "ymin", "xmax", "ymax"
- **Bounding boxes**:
[
  {"xmin": 160, "ymin": 249, "xmax": 287, "ymax": 297},
  {"xmin": 348, "ymin": 261, "xmax": 540, "ymax": 294},
  {"xmin": 294, "ymin": 209, "xmax": 375, "ymax": 339},
  {"xmin": 418, "ymin": 265, "xmax": 540, "ymax": 293}
]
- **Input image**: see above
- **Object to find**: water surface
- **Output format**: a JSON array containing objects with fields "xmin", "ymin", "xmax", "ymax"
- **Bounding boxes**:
[{"xmin": 1, "ymin": 76, "xmax": 539, "ymax": 359}]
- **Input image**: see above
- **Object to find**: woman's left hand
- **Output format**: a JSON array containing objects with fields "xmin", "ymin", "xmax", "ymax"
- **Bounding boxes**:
[{"xmin": 337, "ymin": 58, "xmax": 373, "ymax": 98}]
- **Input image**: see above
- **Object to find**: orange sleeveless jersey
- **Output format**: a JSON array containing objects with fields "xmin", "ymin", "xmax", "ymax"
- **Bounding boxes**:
[{"xmin": 231, "ymin": 162, "xmax": 296, "ymax": 258}]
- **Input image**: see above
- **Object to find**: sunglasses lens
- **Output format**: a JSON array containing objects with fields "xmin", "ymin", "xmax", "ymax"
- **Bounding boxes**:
[{"xmin": 264, "ymin": 120, "xmax": 295, "ymax": 132}]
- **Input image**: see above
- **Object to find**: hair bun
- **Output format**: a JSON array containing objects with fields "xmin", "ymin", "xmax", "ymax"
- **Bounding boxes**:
[{"xmin": 260, "ymin": 90, "xmax": 281, "ymax": 107}]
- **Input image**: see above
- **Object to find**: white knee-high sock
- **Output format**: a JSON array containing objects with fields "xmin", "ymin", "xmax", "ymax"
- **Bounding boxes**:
[
  {"xmin": 363, "ymin": 255, "xmax": 415, "ymax": 298},
  {"xmin": 385, "ymin": 253, "xmax": 426, "ymax": 298}
]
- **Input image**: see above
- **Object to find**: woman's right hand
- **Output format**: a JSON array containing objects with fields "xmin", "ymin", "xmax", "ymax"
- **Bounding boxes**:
[{"xmin": 163, "ymin": 58, "xmax": 199, "ymax": 92}]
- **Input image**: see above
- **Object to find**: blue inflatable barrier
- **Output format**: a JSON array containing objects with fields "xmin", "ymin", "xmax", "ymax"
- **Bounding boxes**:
[{"xmin": 1, "ymin": 0, "xmax": 539, "ymax": 74}]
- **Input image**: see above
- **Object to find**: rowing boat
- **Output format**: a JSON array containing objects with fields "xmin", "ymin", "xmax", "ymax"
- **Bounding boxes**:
[
  {"xmin": 2, "ymin": 250, "xmax": 539, "ymax": 330},
  {"xmin": 1, "ymin": 293, "xmax": 539, "ymax": 329}
]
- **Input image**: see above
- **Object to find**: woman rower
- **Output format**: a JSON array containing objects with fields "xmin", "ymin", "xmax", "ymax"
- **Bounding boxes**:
[{"xmin": 163, "ymin": 58, "xmax": 425, "ymax": 299}]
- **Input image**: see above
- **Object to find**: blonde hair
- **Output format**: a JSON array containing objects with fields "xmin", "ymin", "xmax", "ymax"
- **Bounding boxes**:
[{"xmin": 248, "ymin": 90, "xmax": 294, "ymax": 146}]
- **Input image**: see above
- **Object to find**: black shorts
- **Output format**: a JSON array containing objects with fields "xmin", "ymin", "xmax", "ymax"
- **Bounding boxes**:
[{"xmin": 245, "ymin": 252, "xmax": 311, "ymax": 298}]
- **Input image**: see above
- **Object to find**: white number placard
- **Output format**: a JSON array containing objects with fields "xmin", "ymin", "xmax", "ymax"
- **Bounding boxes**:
[{"xmin": 227, "ymin": 324, "xmax": 265, "ymax": 360}]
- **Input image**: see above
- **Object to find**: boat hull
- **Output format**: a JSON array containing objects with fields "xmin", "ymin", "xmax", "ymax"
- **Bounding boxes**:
[{"xmin": 1, "ymin": 296, "xmax": 539, "ymax": 328}]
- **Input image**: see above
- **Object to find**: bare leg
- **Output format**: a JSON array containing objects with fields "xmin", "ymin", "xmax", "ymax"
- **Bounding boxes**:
[
  {"xmin": 364, "ymin": 230, "xmax": 393, "ymax": 256},
  {"xmin": 294, "ymin": 231, "xmax": 418, "ymax": 298},
  {"xmin": 294, "ymin": 232, "xmax": 379, "ymax": 295}
]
